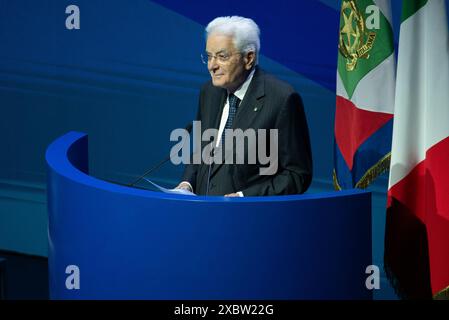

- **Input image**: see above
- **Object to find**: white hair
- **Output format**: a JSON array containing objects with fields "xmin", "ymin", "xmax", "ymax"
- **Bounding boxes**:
[{"xmin": 205, "ymin": 16, "xmax": 260, "ymax": 65}]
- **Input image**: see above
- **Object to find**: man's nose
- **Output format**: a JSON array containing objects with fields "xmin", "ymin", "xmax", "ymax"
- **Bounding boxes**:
[{"xmin": 208, "ymin": 59, "xmax": 219, "ymax": 72}]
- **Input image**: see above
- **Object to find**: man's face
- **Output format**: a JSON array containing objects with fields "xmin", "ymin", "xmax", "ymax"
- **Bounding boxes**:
[{"xmin": 206, "ymin": 34, "xmax": 253, "ymax": 92}]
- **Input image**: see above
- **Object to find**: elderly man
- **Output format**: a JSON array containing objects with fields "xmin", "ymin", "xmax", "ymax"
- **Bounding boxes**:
[{"xmin": 177, "ymin": 16, "xmax": 312, "ymax": 196}]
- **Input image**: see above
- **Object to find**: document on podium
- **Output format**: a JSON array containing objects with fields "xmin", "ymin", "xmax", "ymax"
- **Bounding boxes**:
[{"xmin": 142, "ymin": 177, "xmax": 196, "ymax": 196}]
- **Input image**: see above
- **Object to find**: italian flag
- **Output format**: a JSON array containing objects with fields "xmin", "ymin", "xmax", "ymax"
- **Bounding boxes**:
[
  {"xmin": 385, "ymin": 0, "xmax": 449, "ymax": 299},
  {"xmin": 334, "ymin": 0, "xmax": 395, "ymax": 189}
]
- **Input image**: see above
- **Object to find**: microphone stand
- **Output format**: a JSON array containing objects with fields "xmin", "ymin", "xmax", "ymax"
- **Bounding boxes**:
[
  {"xmin": 128, "ymin": 122, "xmax": 193, "ymax": 188},
  {"xmin": 127, "ymin": 155, "xmax": 171, "ymax": 187}
]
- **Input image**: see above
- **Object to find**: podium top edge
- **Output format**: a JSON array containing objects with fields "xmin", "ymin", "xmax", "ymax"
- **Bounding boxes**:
[{"xmin": 45, "ymin": 131, "xmax": 370, "ymax": 203}]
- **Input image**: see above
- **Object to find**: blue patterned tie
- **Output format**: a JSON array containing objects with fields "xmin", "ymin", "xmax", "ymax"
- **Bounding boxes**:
[{"xmin": 221, "ymin": 93, "xmax": 240, "ymax": 147}]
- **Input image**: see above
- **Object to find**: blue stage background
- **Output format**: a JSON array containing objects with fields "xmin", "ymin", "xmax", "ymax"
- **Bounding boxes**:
[{"xmin": 3, "ymin": 0, "xmax": 443, "ymax": 299}]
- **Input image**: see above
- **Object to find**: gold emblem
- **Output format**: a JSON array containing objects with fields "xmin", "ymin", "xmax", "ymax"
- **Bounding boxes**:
[{"xmin": 339, "ymin": 0, "xmax": 376, "ymax": 71}]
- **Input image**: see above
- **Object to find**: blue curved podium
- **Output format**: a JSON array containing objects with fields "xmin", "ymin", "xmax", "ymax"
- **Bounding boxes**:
[{"xmin": 46, "ymin": 132, "xmax": 372, "ymax": 300}]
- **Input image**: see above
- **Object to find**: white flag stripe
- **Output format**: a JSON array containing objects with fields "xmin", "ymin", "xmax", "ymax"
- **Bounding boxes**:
[
  {"xmin": 336, "ymin": 52, "xmax": 395, "ymax": 114},
  {"xmin": 336, "ymin": 71, "xmax": 349, "ymax": 99},
  {"xmin": 422, "ymin": 1, "xmax": 449, "ymax": 151},
  {"xmin": 388, "ymin": 0, "xmax": 449, "ymax": 189}
]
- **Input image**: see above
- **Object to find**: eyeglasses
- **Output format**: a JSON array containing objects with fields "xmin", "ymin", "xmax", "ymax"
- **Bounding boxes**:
[{"xmin": 201, "ymin": 51, "xmax": 241, "ymax": 65}]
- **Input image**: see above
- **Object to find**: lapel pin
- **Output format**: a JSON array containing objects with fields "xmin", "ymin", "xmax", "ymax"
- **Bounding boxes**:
[{"xmin": 254, "ymin": 107, "xmax": 258, "ymax": 112}]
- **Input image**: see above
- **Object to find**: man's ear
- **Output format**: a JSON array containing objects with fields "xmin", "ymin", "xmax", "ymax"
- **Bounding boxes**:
[{"xmin": 244, "ymin": 51, "xmax": 256, "ymax": 70}]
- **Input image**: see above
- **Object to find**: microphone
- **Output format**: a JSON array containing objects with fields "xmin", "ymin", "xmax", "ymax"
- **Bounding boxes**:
[{"xmin": 128, "ymin": 122, "xmax": 193, "ymax": 187}]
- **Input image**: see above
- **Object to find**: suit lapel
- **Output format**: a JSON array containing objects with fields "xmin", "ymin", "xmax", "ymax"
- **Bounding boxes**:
[
  {"xmin": 198, "ymin": 87, "xmax": 226, "ymax": 189},
  {"xmin": 233, "ymin": 68, "xmax": 265, "ymax": 130},
  {"xmin": 211, "ymin": 89, "xmax": 227, "ymax": 131}
]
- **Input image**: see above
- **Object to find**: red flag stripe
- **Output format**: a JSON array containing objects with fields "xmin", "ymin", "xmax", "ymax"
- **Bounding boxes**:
[
  {"xmin": 388, "ymin": 135, "xmax": 449, "ymax": 295},
  {"xmin": 335, "ymin": 95, "xmax": 393, "ymax": 169}
]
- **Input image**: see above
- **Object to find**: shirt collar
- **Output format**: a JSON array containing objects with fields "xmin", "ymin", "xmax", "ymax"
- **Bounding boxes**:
[{"xmin": 229, "ymin": 68, "xmax": 256, "ymax": 101}]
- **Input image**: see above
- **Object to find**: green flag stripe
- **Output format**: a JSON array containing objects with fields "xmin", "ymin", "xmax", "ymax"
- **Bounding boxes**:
[
  {"xmin": 401, "ymin": 0, "xmax": 428, "ymax": 23},
  {"xmin": 338, "ymin": 0, "xmax": 394, "ymax": 99}
]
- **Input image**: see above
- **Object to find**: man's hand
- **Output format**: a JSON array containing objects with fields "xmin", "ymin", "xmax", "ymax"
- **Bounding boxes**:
[
  {"xmin": 224, "ymin": 193, "xmax": 240, "ymax": 197},
  {"xmin": 176, "ymin": 182, "xmax": 193, "ymax": 192}
]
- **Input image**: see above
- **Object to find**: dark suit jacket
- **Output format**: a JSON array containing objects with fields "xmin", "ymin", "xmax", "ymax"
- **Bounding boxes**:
[{"xmin": 182, "ymin": 67, "xmax": 312, "ymax": 196}]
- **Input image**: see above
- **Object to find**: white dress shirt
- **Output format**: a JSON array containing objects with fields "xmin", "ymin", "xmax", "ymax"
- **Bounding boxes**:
[{"xmin": 216, "ymin": 68, "xmax": 256, "ymax": 148}]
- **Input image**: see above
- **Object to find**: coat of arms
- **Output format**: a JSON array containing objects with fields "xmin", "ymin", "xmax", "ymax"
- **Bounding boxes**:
[{"xmin": 339, "ymin": 0, "xmax": 377, "ymax": 71}]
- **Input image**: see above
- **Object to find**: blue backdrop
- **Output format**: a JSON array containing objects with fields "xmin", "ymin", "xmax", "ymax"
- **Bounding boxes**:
[{"xmin": 2, "ymin": 0, "xmax": 439, "ymax": 299}]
